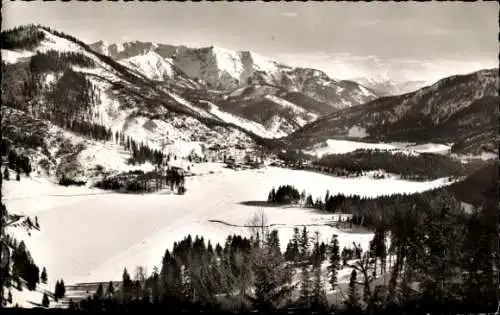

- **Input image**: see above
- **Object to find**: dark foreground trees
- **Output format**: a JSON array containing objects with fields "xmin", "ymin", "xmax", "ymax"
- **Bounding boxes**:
[{"xmin": 1, "ymin": 200, "xmax": 44, "ymax": 307}]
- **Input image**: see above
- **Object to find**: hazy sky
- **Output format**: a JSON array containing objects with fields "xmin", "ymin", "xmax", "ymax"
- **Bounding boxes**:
[{"xmin": 2, "ymin": 1, "xmax": 498, "ymax": 82}]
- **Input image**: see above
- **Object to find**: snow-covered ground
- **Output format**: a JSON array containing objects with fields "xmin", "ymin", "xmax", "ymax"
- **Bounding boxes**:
[
  {"xmin": 305, "ymin": 139, "xmax": 452, "ymax": 157},
  {"xmin": 4, "ymin": 165, "xmax": 453, "ymax": 288}
]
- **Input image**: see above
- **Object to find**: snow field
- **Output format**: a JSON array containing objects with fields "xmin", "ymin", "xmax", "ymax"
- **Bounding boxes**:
[
  {"xmin": 305, "ymin": 139, "xmax": 452, "ymax": 157},
  {"xmin": 4, "ymin": 165, "xmax": 453, "ymax": 287}
]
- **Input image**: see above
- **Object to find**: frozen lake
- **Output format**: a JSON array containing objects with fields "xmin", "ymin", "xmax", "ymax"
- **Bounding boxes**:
[{"xmin": 4, "ymin": 164, "xmax": 453, "ymax": 285}]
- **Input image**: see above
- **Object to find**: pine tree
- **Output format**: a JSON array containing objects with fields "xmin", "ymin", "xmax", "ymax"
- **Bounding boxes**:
[
  {"xmin": 299, "ymin": 264, "xmax": 312, "ymax": 307},
  {"xmin": 251, "ymin": 231, "xmax": 295, "ymax": 311},
  {"xmin": 328, "ymin": 234, "xmax": 340, "ymax": 292},
  {"xmin": 267, "ymin": 230, "xmax": 281, "ymax": 257},
  {"xmin": 60, "ymin": 279, "xmax": 65, "ymax": 298},
  {"xmin": 347, "ymin": 269, "xmax": 359, "ymax": 309},
  {"xmin": 94, "ymin": 283, "xmax": 103, "ymax": 300},
  {"xmin": 106, "ymin": 281, "xmax": 115, "ymax": 297},
  {"xmin": 54, "ymin": 280, "xmax": 60, "ymax": 301},
  {"xmin": 299, "ymin": 226, "xmax": 309, "ymax": 261},
  {"xmin": 122, "ymin": 268, "xmax": 132, "ymax": 302},
  {"xmin": 311, "ymin": 232, "xmax": 327, "ymax": 310},
  {"xmin": 42, "ymin": 293, "xmax": 50, "ymax": 308},
  {"xmin": 40, "ymin": 267, "xmax": 47, "ymax": 284}
]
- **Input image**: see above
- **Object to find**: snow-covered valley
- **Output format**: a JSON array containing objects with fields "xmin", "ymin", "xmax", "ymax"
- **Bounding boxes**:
[{"xmin": 4, "ymin": 164, "xmax": 453, "ymax": 289}]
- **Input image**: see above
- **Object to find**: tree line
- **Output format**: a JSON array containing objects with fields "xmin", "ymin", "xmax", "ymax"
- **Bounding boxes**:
[
  {"xmin": 2, "ymin": 150, "xmax": 32, "ymax": 182},
  {"xmin": 1, "ymin": 24, "xmax": 45, "ymax": 50},
  {"xmin": 312, "ymin": 149, "xmax": 485, "ymax": 181},
  {"xmin": 71, "ymin": 188, "xmax": 498, "ymax": 314},
  {"xmin": 30, "ymin": 50, "xmax": 95, "ymax": 74},
  {"xmin": 0, "ymin": 201, "xmax": 53, "ymax": 308}
]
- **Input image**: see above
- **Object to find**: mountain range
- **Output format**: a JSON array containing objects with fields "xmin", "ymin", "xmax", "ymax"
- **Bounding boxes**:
[
  {"xmin": 287, "ymin": 68, "xmax": 499, "ymax": 155},
  {"xmin": 351, "ymin": 76, "xmax": 429, "ymax": 97},
  {"xmin": 1, "ymin": 25, "xmax": 498, "ymax": 182}
]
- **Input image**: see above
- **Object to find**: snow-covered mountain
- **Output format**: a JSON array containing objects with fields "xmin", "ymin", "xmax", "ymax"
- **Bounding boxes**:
[
  {"xmin": 89, "ymin": 41, "xmax": 379, "ymax": 109},
  {"xmin": 118, "ymin": 50, "xmax": 175, "ymax": 81},
  {"xmin": 352, "ymin": 76, "xmax": 428, "ymax": 96},
  {"xmin": 287, "ymin": 68, "xmax": 499, "ymax": 155},
  {"xmin": 1, "ymin": 25, "xmax": 287, "ymax": 182}
]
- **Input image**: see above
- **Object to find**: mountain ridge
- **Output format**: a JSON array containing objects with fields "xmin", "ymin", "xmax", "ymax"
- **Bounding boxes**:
[
  {"xmin": 89, "ymin": 40, "xmax": 380, "ymax": 109},
  {"xmin": 286, "ymin": 68, "xmax": 499, "ymax": 155}
]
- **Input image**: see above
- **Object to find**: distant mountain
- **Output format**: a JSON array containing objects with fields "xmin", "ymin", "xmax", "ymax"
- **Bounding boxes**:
[
  {"xmin": 286, "ymin": 68, "xmax": 499, "ymax": 155},
  {"xmin": 352, "ymin": 76, "xmax": 428, "ymax": 96},
  {"xmin": 89, "ymin": 41, "xmax": 379, "ymax": 109}
]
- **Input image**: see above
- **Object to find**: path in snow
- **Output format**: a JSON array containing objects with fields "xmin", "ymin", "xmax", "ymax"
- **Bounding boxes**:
[{"xmin": 4, "ymin": 165, "xmax": 453, "ymax": 285}]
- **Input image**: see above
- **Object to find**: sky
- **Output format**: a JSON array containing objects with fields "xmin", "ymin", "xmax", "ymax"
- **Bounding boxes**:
[{"xmin": 2, "ymin": 1, "xmax": 498, "ymax": 82}]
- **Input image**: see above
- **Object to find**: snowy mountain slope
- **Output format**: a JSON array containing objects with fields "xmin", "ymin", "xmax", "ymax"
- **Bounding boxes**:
[
  {"xmin": 198, "ymin": 100, "xmax": 283, "ymax": 139},
  {"xmin": 286, "ymin": 68, "xmax": 499, "ymax": 154},
  {"xmin": 2, "ymin": 25, "xmax": 287, "ymax": 181},
  {"xmin": 118, "ymin": 51, "xmax": 175, "ymax": 81},
  {"xmin": 89, "ymin": 41, "xmax": 379, "ymax": 109},
  {"xmin": 215, "ymin": 85, "xmax": 324, "ymax": 136}
]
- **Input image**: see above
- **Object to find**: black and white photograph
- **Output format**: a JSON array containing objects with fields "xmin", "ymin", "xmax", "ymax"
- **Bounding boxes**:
[{"xmin": 0, "ymin": 1, "xmax": 498, "ymax": 314}]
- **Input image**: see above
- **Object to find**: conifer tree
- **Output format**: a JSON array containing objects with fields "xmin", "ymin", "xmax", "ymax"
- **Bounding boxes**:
[
  {"xmin": 60, "ymin": 279, "xmax": 65, "ymax": 298},
  {"xmin": 94, "ymin": 283, "xmax": 103, "ymax": 300},
  {"xmin": 40, "ymin": 267, "xmax": 47, "ymax": 284},
  {"xmin": 54, "ymin": 281, "xmax": 60, "ymax": 301},
  {"xmin": 299, "ymin": 226, "xmax": 309, "ymax": 261},
  {"xmin": 311, "ymin": 232, "xmax": 327, "ymax": 310},
  {"xmin": 42, "ymin": 293, "xmax": 50, "ymax": 308},
  {"xmin": 3, "ymin": 168, "xmax": 9, "ymax": 181},
  {"xmin": 106, "ymin": 281, "xmax": 115, "ymax": 297},
  {"xmin": 348, "ymin": 269, "xmax": 359, "ymax": 309},
  {"xmin": 122, "ymin": 268, "xmax": 132, "ymax": 302},
  {"xmin": 251, "ymin": 230, "xmax": 294, "ymax": 311},
  {"xmin": 299, "ymin": 264, "xmax": 312, "ymax": 307},
  {"xmin": 328, "ymin": 234, "xmax": 340, "ymax": 292}
]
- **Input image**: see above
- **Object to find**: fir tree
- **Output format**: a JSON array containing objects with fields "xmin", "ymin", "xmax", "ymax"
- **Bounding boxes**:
[
  {"xmin": 347, "ymin": 269, "xmax": 360, "ymax": 309},
  {"xmin": 94, "ymin": 283, "xmax": 103, "ymax": 300},
  {"xmin": 60, "ymin": 279, "xmax": 65, "ymax": 298},
  {"xmin": 122, "ymin": 268, "xmax": 132, "ymax": 302},
  {"xmin": 40, "ymin": 267, "xmax": 47, "ymax": 284},
  {"xmin": 251, "ymin": 230, "xmax": 295, "ymax": 311},
  {"xmin": 106, "ymin": 281, "xmax": 115, "ymax": 297},
  {"xmin": 328, "ymin": 234, "xmax": 340, "ymax": 292},
  {"xmin": 311, "ymin": 232, "xmax": 327, "ymax": 310},
  {"xmin": 54, "ymin": 280, "xmax": 60, "ymax": 301},
  {"xmin": 299, "ymin": 264, "xmax": 312, "ymax": 307},
  {"xmin": 42, "ymin": 293, "xmax": 50, "ymax": 308},
  {"xmin": 299, "ymin": 226, "xmax": 309, "ymax": 261}
]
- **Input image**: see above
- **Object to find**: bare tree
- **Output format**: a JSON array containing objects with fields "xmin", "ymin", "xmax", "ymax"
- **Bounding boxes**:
[{"xmin": 246, "ymin": 211, "xmax": 269, "ymax": 247}]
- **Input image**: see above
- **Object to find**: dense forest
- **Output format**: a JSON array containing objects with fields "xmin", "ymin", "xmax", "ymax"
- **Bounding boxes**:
[
  {"xmin": 312, "ymin": 149, "xmax": 485, "ymax": 181},
  {"xmin": 95, "ymin": 168, "xmax": 185, "ymax": 194},
  {"xmin": 0, "ymin": 199, "xmax": 55, "ymax": 308},
  {"xmin": 274, "ymin": 148, "xmax": 488, "ymax": 181}
]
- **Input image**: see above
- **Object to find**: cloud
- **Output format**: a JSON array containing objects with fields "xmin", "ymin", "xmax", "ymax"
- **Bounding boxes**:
[{"xmin": 281, "ymin": 12, "xmax": 298, "ymax": 18}]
